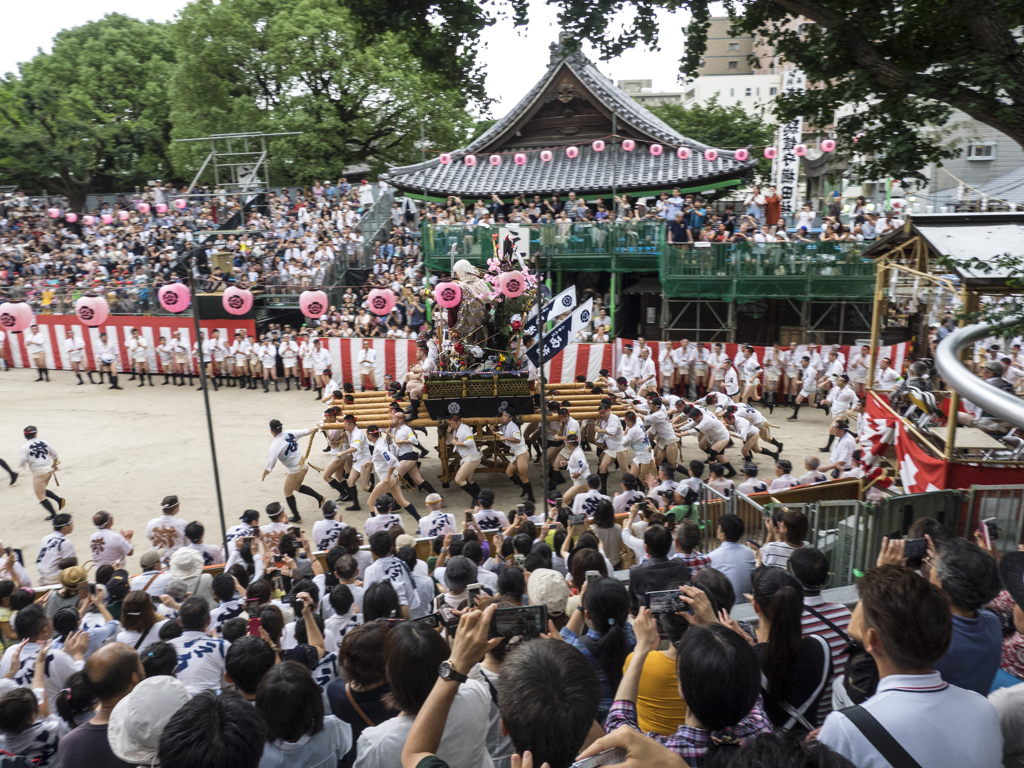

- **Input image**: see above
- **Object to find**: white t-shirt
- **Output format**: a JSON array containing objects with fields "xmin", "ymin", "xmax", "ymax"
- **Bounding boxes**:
[
  {"xmin": 474, "ymin": 509, "xmax": 509, "ymax": 531},
  {"xmin": 146, "ymin": 514, "xmax": 187, "ymax": 556},
  {"xmin": 170, "ymin": 630, "xmax": 230, "ymax": 694},
  {"xmin": 572, "ymin": 488, "xmax": 610, "ymax": 518},
  {"xmin": 371, "ymin": 439, "xmax": 400, "ymax": 481},
  {"xmin": 419, "ymin": 512, "xmax": 457, "ymax": 538},
  {"xmin": 365, "ymin": 514, "xmax": 403, "ymax": 538},
  {"xmin": 451, "ymin": 424, "xmax": 482, "ymax": 461},
  {"xmin": 0, "ymin": 642, "xmax": 83, "ymax": 714},
  {"xmin": 89, "ymin": 528, "xmax": 133, "ymax": 567},
  {"xmin": 35, "ymin": 532, "xmax": 76, "ymax": 583},
  {"xmin": 313, "ymin": 519, "xmax": 346, "ymax": 552},
  {"xmin": 18, "ymin": 439, "xmax": 57, "ymax": 473},
  {"xmin": 266, "ymin": 429, "xmax": 313, "ymax": 472},
  {"xmin": 354, "ymin": 678, "xmax": 494, "ymax": 768},
  {"xmin": 363, "ymin": 555, "xmax": 420, "ymax": 611}
]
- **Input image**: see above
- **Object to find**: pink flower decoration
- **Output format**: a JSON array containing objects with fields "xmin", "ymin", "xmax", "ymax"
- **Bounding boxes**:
[
  {"xmin": 822, "ymin": 139, "xmax": 836, "ymax": 152},
  {"xmin": 47, "ymin": 208, "xmax": 60, "ymax": 218},
  {"xmin": 676, "ymin": 147, "xmax": 691, "ymax": 160},
  {"xmin": 764, "ymin": 147, "xmax": 778, "ymax": 159},
  {"xmin": 118, "ymin": 210, "xmax": 130, "ymax": 221},
  {"xmin": 155, "ymin": 204, "xmax": 168, "ymax": 214},
  {"xmin": 83, "ymin": 216, "xmax": 95, "ymax": 226},
  {"xmin": 592, "ymin": 140, "xmax": 605, "ymax": 152},
  {"xmin": 734, "ymin": 149, "xmax": 750, "ymax": 162},
  {"xmin": 101, "ymin": 214, "xmax": 113, "ymax": 225},
  {"xmin": 795, "ymin": 144, "xmax": 807, "ymax": 156},
  {"xmin": 464, "ymin": 155, "xmax": 477, "ymax": 166},
  {"xmin": 75, "ymin": 295, "xmax": 109, "ymax": 326},
  {"xmin": 175, "ymin": 199, "xmax": 188, "ymax": 210},
  {"xmin": 540, "ymin": 150, "xmax": 553, "ymax": 162},
  {"xmin": 649, "ymin": 144, "xmax": 663, "ymax": 156},
  {"xmin": 65, "ymin": 213, "xmax": 78, "ymax": 223},
  {"xmin": 566, "ymin": 146, "xmax": 579, "ymax": 159},
  {"xmin": 439, "ymin": 153, "xmax": 452, "ymax": 165},
  {"xmin": 514, "ymin": 153, "xmax": 526, "ymax": 165},
  {"xmin": 704, "ymin": 149, "xmax": 718, "ymax": 162},
  {"xmin": 138, "ymin": 202, "xmax": 151, "ymax": 214},
  {"xmin": 622, "ymin": 139, "xmax": 635, "ymax": 151},
  {"xmin": 489, "ymin": 154, "xmax": 502, "ymax": 166}
]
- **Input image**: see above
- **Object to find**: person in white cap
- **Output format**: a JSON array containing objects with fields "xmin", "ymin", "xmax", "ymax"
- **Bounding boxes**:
[
  {"xmin": 418, "ymin": 493, "xmax": 455, "ymax": 538},
  {"xmin": 526, "ymin": 567, "xmax": 570, "ymax": 631},
  {"xmin": 168, "ymin": 547, "xmax": 214, "ymax": 605},
  {"xmin": 26, "ymin": 323, "xmax": 48, "ymax": 382},
  {"xmin": 108, "ymin": 676, "xmax": 191, "ymax": 766}
]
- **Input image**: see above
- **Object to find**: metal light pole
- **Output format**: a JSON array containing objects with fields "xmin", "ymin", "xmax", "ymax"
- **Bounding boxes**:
[
  {"xmin": 534, "ymin": 248, "xmax": 550, "ymax": 504},
  {"xmin": 184, "ymin": 254, "xmax": 228, "ymax": 545}
]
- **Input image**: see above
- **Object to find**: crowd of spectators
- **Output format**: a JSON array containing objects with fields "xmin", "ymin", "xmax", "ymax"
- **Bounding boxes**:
[{"xmin": 0, "ymin": 489, "xmax": 1021, "ymax": 768}]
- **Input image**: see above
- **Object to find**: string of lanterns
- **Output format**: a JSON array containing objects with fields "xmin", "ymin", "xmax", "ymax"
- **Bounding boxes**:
[
  {"xmin": 46, "ymin": 198, "xmax": 190, "ymax": 224},
  {"xmin": 436, "ymin": 136, "xmax": 836, "ymax": 167}
]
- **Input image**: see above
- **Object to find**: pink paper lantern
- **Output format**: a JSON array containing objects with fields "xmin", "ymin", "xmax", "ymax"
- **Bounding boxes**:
[
  {"xmin": 795, "ymin": 144, "xmax": 807, "ymax": 156},
  {"xmin": 47, "ymin": 208, "xmax": 60, "ymax": 218},
  {"xmin": 434, "ymin": 282, "xmax": 462, "ymax": 309},
  {"xmin": 158, "ymin": 283, "xmax": 191, "ymax": 313},
  {"xmin": 464, "ymin": 155, "xmax": 477, "ymax": 167},
  {"xmin": 676, "ymin": 147, "xmax": 691, "ymax": 160},
  {"xmin": 367, "ymin": 288, "xmax": 396, "ymax": 316},
  {"xmin": 592, "ymin": 140, "xmax": 605, "ymax": 152},
  {"xmin": 821, "ymin": 139, "xmax": 836, "ymax": 152},
  {"xmin": 764, "ymin": 147, "xmax": 778, "ymax": 159},
  {"xmin": 0, "ymin": 302, "xmax": 33, "ymax": 333},
  {"xmin": 175, "ymin": 199, "xmax": 187, "ymax": 210},
  {"xmin": 498, "ymin": 271, "xmax": 526, "ymax": 298},
  {"xmin": 734, "ymin": 149, "xmax": 750, "ymax": 162},
  {"xmin": 514, "ymin": 153, "xmax": 526, "ymax": 165},
  {"xmin": 649, "ymin": 144, "xmax": 663, "ymax": 156},
  {"xmin": 540, "ymin": 150, "xmax": 553, "ymax": 162},
  {"xmin": 489, "ymin": 154, "xmax": 502, "ymax": 166},
  {"xmin": 155, "ymin": 203, "xmax": 168, "ymax": 214},
  {"xmin": 565, "ymin": 146, "xmax": 579, "ymax": 159},
  {"xmin": 622, "ymin": 139, "xmax": 635, "ymax": 152},
  {"xmin": 74, "ymin": 294, "xmax": 109, "ymax": 327},
  {"xmin": 222, "ymin": 286, "xmax": 254, "ymax": 316},
  {"xmin": 439, "ymin": 153, "xmax": 452, "ymax": 165},
  {"xmin": 83, "ymin": 215, "xmax": 95, "ymax": 226},
  {"xmin": 138, "ymin": 202, "xmax": 150, "ymax": 214},
  {"xmin": 704, "ymin": 149, "xmax": 718, "ymax": 162},
  {"xmin": 101, "ymin": 214, "xmax": 113, "ymax": 225},
  {"xmin": 65, "ymin": 212, "xmax": 78, "ymax": 223},
  {"xmin": 299, "ymin": 290, "xmax": 329, "ymax": 318},
  {"xmin": 118, "ymin": 210, "xmax": 130, "ymax": 221}
]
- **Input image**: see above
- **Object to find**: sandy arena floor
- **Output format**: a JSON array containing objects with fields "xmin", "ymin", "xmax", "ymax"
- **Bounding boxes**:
[{"xmin": 0, "ymin": 367, "xmax": 839, "ymax": 576}]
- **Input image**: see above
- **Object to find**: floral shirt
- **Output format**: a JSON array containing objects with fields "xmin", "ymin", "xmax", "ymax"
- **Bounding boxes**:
[{"xmin": 988, "ymin": 590, "xmax": 1024, "ymax": 679}]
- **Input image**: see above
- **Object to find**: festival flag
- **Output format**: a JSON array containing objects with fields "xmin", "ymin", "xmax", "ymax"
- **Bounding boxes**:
[
  {"xmin": 524, "ymin": 285, "xmax": 576, "ymax": 337},
  {"xmin": 527, "ymin": 299, "xmax": 593, "ymax": 367}
]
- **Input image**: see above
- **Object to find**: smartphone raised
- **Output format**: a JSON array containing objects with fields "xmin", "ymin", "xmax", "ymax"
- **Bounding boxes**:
[
  {"xmin": 513, "ymin": 554, "xmax": 526, "ymax": 568},
  {"xmin": 466, "ymin": 583, "xmax": 482, "ymax": 607},
  {"xmin": 489, "ymin": 604, "xmax": 548, "ymax": 638},
  {"xmin": 585, "ymin": 570, "xmax": 600, "ymax": 586},
  {"xmin": 902, "ymin": 538, "xmax": 928, "ymax": 560},
  {"xmin": 982, "ymin": 517, "xmax": 999, "ymax": 547},
  {"xmin": 569, "ymin": 513, "xmax": 586, "ymax": 526},
  {"xmin": 646, "ymin": 589, "xmax": 690, "ymax": 615},
  {"xmin": 414, "ymin": 613, "xmax": 442, "ymax": 628},
  {"xmin": 245, "ymin": 597, "xmax": 261, "ymax": 619},
  {"xmin": 569, "ymin": 748, "xmax": 627, "ymax": 768},
  {"xmin": 517, "ymin": 503, "xmax": 526, "ymax": 516},
  {"xmin": 450, "ymin": 533, "xmax": 464, "ymax": 543}
]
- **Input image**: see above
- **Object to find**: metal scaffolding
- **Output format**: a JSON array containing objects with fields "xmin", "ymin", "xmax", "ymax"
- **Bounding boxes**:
[{"xmin": 174, "ymin": 131, "xmax": 302, "ymax": 198}]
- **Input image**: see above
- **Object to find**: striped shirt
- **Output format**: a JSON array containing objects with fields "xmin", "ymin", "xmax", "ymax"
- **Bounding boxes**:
[
  {"xmin": 671, "ymin": 551, "xmax": 712, "ymax": 580},
  {"xmin": 801, "ymin": 595, "xmax": 852, "ymax": 725}
]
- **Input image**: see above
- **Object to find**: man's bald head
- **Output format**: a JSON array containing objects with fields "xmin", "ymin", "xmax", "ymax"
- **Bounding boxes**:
[{"xmin": 85, "ymin": 642, "xmax": 144, "ymax": 703}]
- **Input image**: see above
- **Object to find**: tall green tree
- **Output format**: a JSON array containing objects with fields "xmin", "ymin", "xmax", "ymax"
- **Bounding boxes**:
[
  {"xmin": 168, "ymin": 0, "xmax": 475, "ymax": 185},
  {"xmin": 649, "ymin": 96, "xmax": 775, "ymax": 183},
  {"xmin": 539, "ymin": 0, "xmax": 1024, "ymax": 182},
  {"xmin": 0, "ymin": 14, "xmax": 176, "ymax": 211}
]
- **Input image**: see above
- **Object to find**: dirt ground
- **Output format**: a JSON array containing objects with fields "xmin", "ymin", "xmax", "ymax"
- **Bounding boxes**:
[{"xmin": 0, "ymin": 367, "xmax": 838, "ymax": 577}]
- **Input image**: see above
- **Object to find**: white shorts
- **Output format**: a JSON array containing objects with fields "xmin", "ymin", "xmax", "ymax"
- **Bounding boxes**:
[
  {"xmin": 69, "ymin": 354, "xmax": 84, "ymax": 363},
  {"xmin": 712, "ymin": 372, "xmax": 724, "ymax": 381},
  {"xmin": 285, "ymin": 464, "xmax": 305, "ymax": 475},
  {"xmin": 133, "ymin": 356, "xmax": 148, "ymax": 364},
  {"xmin": 99, "ymin": 353, "xmax": 115, "ymax": 365},
  {"xmin": 235, "ymin": 355, "xmax": 247, "ymax": 364},
  {"xmin": 460, "ymin": 452, "xmax": 483, "ymax": 463},
  {"xmin": 766, "ymin": 371, "xmax": 780, "ymax": 384},
  {"xmin": 558, "ymin": 445, "xmax": 572, "ymax": 460},
  {"xmin": 510, "ymin": 444, "xmax": 528, "ymax": 457},
  {"xmin": 572, "ymin": 476, "xmax": 588, "ymax": 487},
  {"xmin": 262, "ymin": 357, "xmax": 276, "ymax": 367},
  {"xmin": 852, "ymin": 372, "xmax": 866, "ymax": 384},
  {"xmin": 604, "ymin": 438, "xmax": 624, "ymax": 452},
  {"xmin": 633, "ymin": 451, "xmax": 653, "ymax": 465},
  {"xmin": 695, "ymin": 362, "xmax": 708, "ymax": 374},
  {"xmin": 654, "ymin": 436, "xmax": 675, "ymax": 450},
  {"xmin": 801, "ymin": 383, "xmax": 817, "ymax": 396},
  {"xmin": 175, "ymin": 354, "xmax": 187, "ymax": 364},
  {"xmin": 159, "ymin": 357, "xmax": 173, "ymax": 367},
  {"xmin": 32, "ymin": 468, "xmax": 52, "ymax": 478},
  {"xmin": 314, "ymin": 367, "xmax": 327, "ymax": 376},
  {"xmin": 282, "ymin": 358, "xmax": 297, "ymax": 368},
  {"xmin": 301, "ymin": 360, "xmax": 312, "ymax": 370},
  {"xmin": 361, "ymin": 362, "xmax": 375, "ymax": 371}
]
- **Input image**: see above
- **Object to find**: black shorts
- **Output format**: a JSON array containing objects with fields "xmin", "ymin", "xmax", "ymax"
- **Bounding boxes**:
[
  {"xmin": 399, "ymin": 452, "xmax": 419, "ymax": 462},
  {"xmin": 548, "ymin": 440, "xmax": 565, "ymax": 449}
]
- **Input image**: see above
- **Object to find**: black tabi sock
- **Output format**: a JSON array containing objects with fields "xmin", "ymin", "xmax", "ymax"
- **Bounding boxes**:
[
  {"xmin": 403, "ymin": 503, "xmax": 421, "ymax": 521},
  {"xmin": 285, "ymin": 496, "xmax": 299, "ymax": 516},
  {"xmin": 328, "ymin": 479, "xmax": 347, "ymax": 494},
  {"xmin": 76, "ymin": 373, "xmax": 83, "ymax": 384},
  {"xmin": 723, "ymin": 461, "xmax": 737, "ymax": 478},
  {"xmin": 418, "ymin": 480, "xmax": 437, "ymax": 495},
  {"xmin": 510, "ymin": 475, "xmax": 523, "ymax": 487},
  {"xmin": 345, "ymin": 486, "xmax": 360, "ymax": 510},
  {"xmin": 299, "ymin": 485, "xmax": 324, "ymax": 505},
  {"xmin": 522, "ymin": 482, "xmax": 536, "ymax": 502},
  {"xmin": 40, "ymin": 499, "xmax": 56, "ymax": 517},
  {"xmin": 0, "ymin": 459, "xmax": 13, "ymax": 481},
  {"xmin": 792, "ymin": 404, "xmax": 801, "ymax": 418},
  {"xmin": 823, "ymin": 434, "xmax": 835, "ymax": 450}
]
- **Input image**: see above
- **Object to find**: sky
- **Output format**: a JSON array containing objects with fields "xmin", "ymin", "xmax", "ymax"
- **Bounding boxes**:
[{"xmin": 0, "ymin": 0, "xmax": 698, "ymax": 115}]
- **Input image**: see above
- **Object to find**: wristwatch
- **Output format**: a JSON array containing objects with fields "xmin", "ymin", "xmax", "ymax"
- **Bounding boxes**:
[{"xmin": 438, "ymin": 660, "xmax": 468, "ymax": 684}]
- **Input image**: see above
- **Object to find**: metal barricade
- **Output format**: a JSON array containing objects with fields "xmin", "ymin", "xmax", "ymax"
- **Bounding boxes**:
[{"xmin": 962, "ymin": 485, "xmax": 1024, "ymax": 553}]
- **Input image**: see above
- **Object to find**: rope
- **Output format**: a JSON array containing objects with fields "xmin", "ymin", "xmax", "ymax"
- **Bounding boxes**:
[{"xmin": 938, "ymin": 167, "xmax": 1022, "ymax": 207}]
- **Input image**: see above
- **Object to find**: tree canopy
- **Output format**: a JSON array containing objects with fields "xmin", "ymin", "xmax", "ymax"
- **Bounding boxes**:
[
  {"xmin": 168, "ymin": 0, "xmax": 475, "ymax": 186},
  {"xmin": 649, "ymin": 96, "xmax": 775, "ymax": 183},
  {"xmin": 543, "ymin": 0, "xmax": 1024, "ymax": 183},
  {"xmin": 0, "ymin": 14, "xmax": 176, "ymax": 210}
]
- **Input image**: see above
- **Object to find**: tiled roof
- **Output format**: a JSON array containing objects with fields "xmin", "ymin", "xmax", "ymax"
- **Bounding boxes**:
[{"xmin": 382, "ymin": 51, "xmax": 755, "ymax": 197}]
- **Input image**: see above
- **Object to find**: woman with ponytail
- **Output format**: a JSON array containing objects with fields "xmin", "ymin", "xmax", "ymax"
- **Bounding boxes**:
[
  {"xmin": 751, "ymin": 566, "xmax": 832, "ymax": 734},
  {"xmin": 560, "ymin": 576, "xmax": 634, "ymax": 723}
]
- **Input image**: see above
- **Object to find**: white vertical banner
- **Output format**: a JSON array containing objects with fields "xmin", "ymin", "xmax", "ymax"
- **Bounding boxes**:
[
  {"xmin": 776, "ymin": 68, "xmax": 806, "ymax": 218},
  {"xmin": 498, "ymin": 225, "xmax": 530, "ymax": 269}
]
